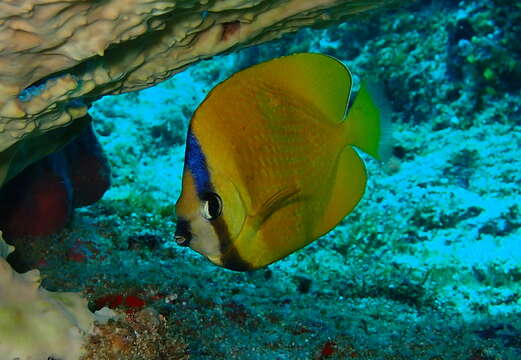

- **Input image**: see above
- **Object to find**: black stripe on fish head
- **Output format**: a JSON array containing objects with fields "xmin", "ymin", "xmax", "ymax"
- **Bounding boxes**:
[
  {"xmin": 175, "ymin": 218, "xmax": 192, "ymax": 247},
  {"xmin": 183, "ymin": 129, "xmax": 253, "ymax": 271},
  {"xmin": 211, "ymin": 216, "xmax": 253, "ymax": 271}
]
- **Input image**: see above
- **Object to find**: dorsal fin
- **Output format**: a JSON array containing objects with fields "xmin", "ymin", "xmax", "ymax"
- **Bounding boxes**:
[{"xmin": 233, "ymin": 53, "xmax": 352, "ymax": 123}]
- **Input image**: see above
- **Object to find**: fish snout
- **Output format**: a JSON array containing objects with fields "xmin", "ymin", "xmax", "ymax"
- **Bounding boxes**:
[
  {"xmin": 175, "ymin": 218, "xmax": 192, "ymax": 247},
  {"xmin": 175, "ymin": 235, "xmax": 189, "ymax": 246}
]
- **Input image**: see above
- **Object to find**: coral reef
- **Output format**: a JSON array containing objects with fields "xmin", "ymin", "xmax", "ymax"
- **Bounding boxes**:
[
  {"xmin": 0, "ymin": 232, "xmax": 96, "ymax": 359},
  {"xmin": 82, "ymin": 308, "xmax": 189, "ymax": 360},
  {"xmin": 0, "ymin": 229, "xmax": 188, "ymax": 360},
  {"xmin": 0, "ymin": 0, "xmax": 402, "ymax": 186}
]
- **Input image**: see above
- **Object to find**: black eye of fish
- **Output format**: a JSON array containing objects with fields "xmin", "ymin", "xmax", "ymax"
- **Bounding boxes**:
[{"xmin": 201, "ymin": 192, "xmax": 222, "ymax": 220}]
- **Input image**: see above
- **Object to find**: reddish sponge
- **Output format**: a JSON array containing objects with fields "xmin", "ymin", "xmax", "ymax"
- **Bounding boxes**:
[
  {"xmin": 0, "ymin": 159, "xmax": 71, "ymax": 239},
  {"xmin": 64, "ymin": 124, "xmax": 111, "ymax": 208},
  {"xmin": 0, "ymin": 119, "xmax": 110, "ymax": 241},
  {"xmin": 70, "ymin": 152, "xmax": 110, "ymax": 207}
]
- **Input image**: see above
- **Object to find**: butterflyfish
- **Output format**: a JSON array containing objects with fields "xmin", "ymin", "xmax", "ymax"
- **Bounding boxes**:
[{"xmin": 174, "ymin": 53, "xmax": 388, "ymax": 271}]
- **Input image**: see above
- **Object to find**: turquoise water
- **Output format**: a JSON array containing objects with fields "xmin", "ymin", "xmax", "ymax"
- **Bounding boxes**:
[{"xmin": 3, "ymin": 0, "xmax": 521, "ymax": 358}]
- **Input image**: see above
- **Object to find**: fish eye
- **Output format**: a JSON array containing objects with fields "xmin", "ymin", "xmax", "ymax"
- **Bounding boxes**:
[{"xmin": 201, "ymin": 192, "xmax": 223, "ymax": 220}]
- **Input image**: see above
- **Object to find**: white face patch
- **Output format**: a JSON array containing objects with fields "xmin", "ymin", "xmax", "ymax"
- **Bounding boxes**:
[
  {"xmin": 188, "ymin": 213, "xmax": 223, "ymax": 265},
  {"xmin": 175, "ymin": 170, "xmax": 224, "ymax": 265}
]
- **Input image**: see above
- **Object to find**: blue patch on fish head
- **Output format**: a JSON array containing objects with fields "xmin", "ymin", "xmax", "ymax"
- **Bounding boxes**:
[{"xmin": 185, "ymin": 129, "xmax": 213, "ymax": 196}]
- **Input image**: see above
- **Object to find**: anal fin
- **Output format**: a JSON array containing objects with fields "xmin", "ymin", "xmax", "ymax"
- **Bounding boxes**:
[{"xmin": 314, "ymin": 146, "xmax": 367, "ymax": 238}]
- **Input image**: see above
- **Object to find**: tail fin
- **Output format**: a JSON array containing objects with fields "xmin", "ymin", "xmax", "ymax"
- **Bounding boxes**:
[{"xmin": 345, "ymin": 82, "xmax": 392, "ymax": 161}]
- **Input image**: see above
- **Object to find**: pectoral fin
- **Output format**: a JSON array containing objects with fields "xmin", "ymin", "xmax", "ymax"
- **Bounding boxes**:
[{"xmin": 253, "ymin": 187, "xmax": 302, "ymax": 228}]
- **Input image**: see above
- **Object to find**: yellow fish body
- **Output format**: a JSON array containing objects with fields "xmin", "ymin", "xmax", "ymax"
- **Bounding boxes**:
[{"xmin": 175, "ymin": 53, "xmax": 385, "ymax": 271}]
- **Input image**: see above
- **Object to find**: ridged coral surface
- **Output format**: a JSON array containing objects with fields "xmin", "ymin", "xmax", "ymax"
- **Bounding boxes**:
[{"xmin": 0, "ymin": 232, "xmax": 95, "ymax": 360}]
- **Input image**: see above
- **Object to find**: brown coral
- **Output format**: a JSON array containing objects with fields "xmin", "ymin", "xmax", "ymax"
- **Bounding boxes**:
[
  {"xmin": 82, "ymin": 307, "xmax": 189, "ymax": 360},
  {"xmin": 0, "ymin": 0, "xmax": 401, "ymax": 186}
]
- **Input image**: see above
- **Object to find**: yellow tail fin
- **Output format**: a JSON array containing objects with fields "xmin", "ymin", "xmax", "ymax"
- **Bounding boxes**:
[
  {"xmin": 345, "ymin": 82, "xmax": 392, "ymax": 161},
  {"xmin": 313, "ymin": 81, "xmax": 392, "ymax": 238}
]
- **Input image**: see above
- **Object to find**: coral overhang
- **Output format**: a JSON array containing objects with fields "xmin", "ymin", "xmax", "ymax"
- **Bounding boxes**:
[{"xmin": 0, "ymin": 0, "xmax": 401, "ymax": 186}]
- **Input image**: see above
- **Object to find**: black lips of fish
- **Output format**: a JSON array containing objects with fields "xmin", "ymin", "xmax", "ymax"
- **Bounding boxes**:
[{"xmin": 175, "ymin": 218, "xmax": 192, "ymax": 247}]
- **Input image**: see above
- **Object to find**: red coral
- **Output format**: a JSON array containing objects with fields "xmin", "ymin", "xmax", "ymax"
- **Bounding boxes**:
[
  {"xmin": 95, "ymin": 294, "xmax": 146, "ymax": 313},
  {"xmin": 0, "ymin": 119, "xmax": 110, "ymax": 241},
  {"xmin": 0, "ymin": 164, "xmax": 71, "ymax": 239},
  {"xmin": 125, "ymin": 295, "xmax": 146, "ymax": 309},
  {"xmin": 96, "ymin": 294, "xmax": 124, "ymax": 309},
  {"xmin": 321, "ymin": 341, "xmax": 336, "ymax": 357}
]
